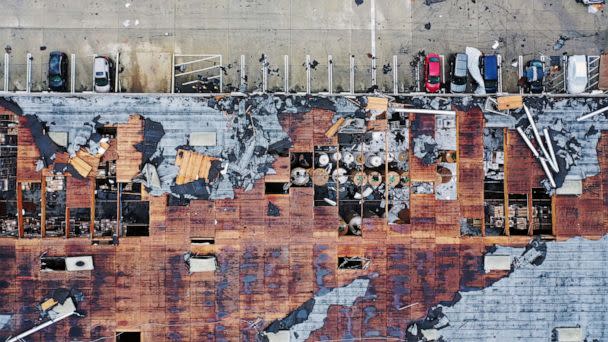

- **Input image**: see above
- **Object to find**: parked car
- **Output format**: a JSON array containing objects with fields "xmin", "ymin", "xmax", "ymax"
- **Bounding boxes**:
[
  {"xmin": 567, "ymin": 55, "xmax": 588, "ymax": 94},
  {"xmin": 94, "ymin": 56, "xmax": 113, "ymax": 93},
  {"xmin": 48, "ymin": 51, "xmax": 68, "ymax": 92},
  {"xmin": 524, "ymin": 60, "xmax": 544, "ymax": 93},
  {"xmin": 481, "ymin": 55, "xmax": 498, "ymax": 93},
  {"xmin": 449, "ymin": 53, "xmax": 468, "ymax": 93},
  {"xmin": 424, "ymin": 53, "xmax": 442, "ymax": 93}
]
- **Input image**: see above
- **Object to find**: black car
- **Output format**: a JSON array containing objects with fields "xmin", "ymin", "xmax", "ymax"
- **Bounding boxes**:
[{"xmin": 48, "ymin": 51, "xmax": 68, "ymax": 91}]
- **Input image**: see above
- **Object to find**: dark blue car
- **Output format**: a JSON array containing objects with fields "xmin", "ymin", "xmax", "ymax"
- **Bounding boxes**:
[
  {"xmin": 48, "ymin": 51, "xmax": 68, "ymax": 91},
  {"xmin": 481, "ymin": 55, "xmax": 498, "ymax": 93}
]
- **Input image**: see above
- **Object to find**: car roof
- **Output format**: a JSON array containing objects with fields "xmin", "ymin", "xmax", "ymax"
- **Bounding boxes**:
[
  {"xmin": 94, "ymin": 57, "xmax": 109, "ymax": 68},
  {"xmin": 483, "ymin": 56, "xmax": 498, "ymax": 80},
  {"xmin": 569, "ymin": 56, "xmax": 587, "ymax": 77},
  {"xmin": 429, "ymin": 61, "xmax": 440, "ymax": 75}
]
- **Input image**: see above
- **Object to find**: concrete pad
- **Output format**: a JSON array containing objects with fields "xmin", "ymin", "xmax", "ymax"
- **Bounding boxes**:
[{"xmin": 291, "ymin": 0, "xmax": 352, "ymax": 30}]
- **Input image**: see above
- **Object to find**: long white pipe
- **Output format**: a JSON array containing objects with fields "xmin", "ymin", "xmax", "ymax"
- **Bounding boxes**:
[
  {"xmin": 540, "ymin": 158, "xmax": 556, "ymax": 188},
  {"xmin": 516, "ymin": 127, "xmax": 540, "ymax": 158},
  {"xmin": 392, "ymin": 108, "xmax": 456, "ymax": 116},
  {"xmin": 576, "ymin": 105, "xmax": 608, "ymax": 121},
  {"xmin": 6, "ymin": 311, "xmax": 76, "ymax": 342},
  {"xmin": 523, "ymin": 104, "xmax": 552, "ymax": 164},
  {"xmin": 543, "ymin": 128, "xmax": 559, "ymax": 172}
]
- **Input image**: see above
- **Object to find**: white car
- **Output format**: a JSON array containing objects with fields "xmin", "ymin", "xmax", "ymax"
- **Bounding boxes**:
[
  {"xmin": 567, "ymin": 55, "xmax": 587, "ymax": 94},
  {"xmin": 94, "ymin": 57, "xmax": 112, "ymax": 93}
]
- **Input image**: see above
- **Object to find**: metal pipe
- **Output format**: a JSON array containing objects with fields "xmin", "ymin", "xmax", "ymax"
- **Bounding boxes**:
[
  {"xmin": 175, "ymin": 65, "xmax": 220, "ymax": 77},
  {"xmin": 4, "ymin": 53, "xmax": 10, "ymax": 92},
  {"xmin": 370, "ymin": 0, "xmax": 376, "ymax": 86},
  {"xmin": 240, "ymin": 55, "xmax": 246, "ymax": 88},
  {"xmin": 173, "ymin": 55, "xmax": 219, "ymax": 67},
  {"xmin": 392, "ymin": 108, "xmax": 456, "ymax": 116},
  {"xmin": 516, "ymin": 127, "xmax": 540, "ymax": 158},
  {"xmin": 6, "ymin": 311, "xmax": 76, "ymax": 342},
  {"xmin": 349, "ymin": 55, "xmax": 355, "ymax": 94},
  {"xmin": 262, "ymin": 55, "xmax": 268, "ymax": 93},
  {"xmin": 171, "ymin": 54, "xmax": 175, "ymax": 93},
  {"xmin": 523, "ymin": 104, "xmax": 551, "ymax": 162},
  {"xmin": 543, "ymin": 128, "xmax": 559, "ymax": 172},
  {"xmin": 115, "ymin": 51, "xmax": 120, "ymax": 92},
  {"xmin": 328, "ymin": 55, "xmax": 333, "ymax": 94},
  {"xmin": 518, "ymin": 55, "xmax": 524, "ymax": 94},
  {"xmin": 284, "ymin": 55, "xmax": 289, "ymax": 93},
  {"xmin": 92, "ymin": 53, "xmax": 97, "ymax": 91},
  {"xmin": 497, "ymin": 54, "xmax": 503, "ymax": 93},
  {"xmin": 26, "ymin": 52, "xmax": 32, "ymax": 93},
  {"xmin": 540, "ymin": 158, "xmax": 556, "ymax": 188},
  {"xmin": 70, "ymin": 53, "xmax": 76, "ymax": 93},
  {"xmin": 306, "ymin": 55, "xmax": 311, "ymax": 94},
  {"xmin": 576, "ymin": 105, "xmax": 608, "ymax": 121},
  {"xmin": 393, "ymin": 55, "xmax": 398, "ymax": 95},
  {"xmin": 219, "ymin": 55, "xmax": 223, "ymax": 93}
]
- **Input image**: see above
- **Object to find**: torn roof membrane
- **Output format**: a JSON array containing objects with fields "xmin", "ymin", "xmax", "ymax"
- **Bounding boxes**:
[{"xmin": 260, "ymin": 277, "xmax": 372, "ymax": 342}]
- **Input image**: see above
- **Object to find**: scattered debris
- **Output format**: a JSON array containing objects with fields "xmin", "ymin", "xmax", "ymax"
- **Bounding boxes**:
[
  {"xmin": 425, "ymin": 0, "xmax": 446, "ymax": 5},
  {"xmin": 413, "ymin": 134, "xmax": 438, "ymax": 165},
  {"xmin": 382, "ymin": 63, "xmax": 392, "ymax": 74},
  {"xmin": 553, "ymin": 35, "xmax": 569, "ymax": 50},
  {"xmin": 424, "ymin": 22, "xmax": 432, "ymax": 30},
  {"xmin": 267, "ymin": 201, "xmax": 280, "ymax": 217}
]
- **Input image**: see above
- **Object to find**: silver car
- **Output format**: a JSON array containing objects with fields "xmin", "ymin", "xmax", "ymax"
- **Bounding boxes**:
[{"xmin": 450, "ymin": 53, "xmax": 468, "ymax": 93}]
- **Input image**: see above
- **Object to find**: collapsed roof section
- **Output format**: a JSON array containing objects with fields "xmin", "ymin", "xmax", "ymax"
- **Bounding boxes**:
[
  {"xmin": 398, "ymin": 95, "xmax": 608, "ymax": 192},
  {"xmin": 10, "ymin": 95, "xmax": 364, "ymax": 200}
]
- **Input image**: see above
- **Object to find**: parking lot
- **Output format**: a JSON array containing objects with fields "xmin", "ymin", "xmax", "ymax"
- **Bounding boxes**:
[{"xmin": 0, "ymin": 0, "xmax": 607, "ymax": 94}]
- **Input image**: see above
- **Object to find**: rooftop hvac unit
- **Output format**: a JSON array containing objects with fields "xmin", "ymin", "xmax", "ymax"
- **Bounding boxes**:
[{"xmin": 65, "ymin": 256, "xmax": 94, "ymax": 271}]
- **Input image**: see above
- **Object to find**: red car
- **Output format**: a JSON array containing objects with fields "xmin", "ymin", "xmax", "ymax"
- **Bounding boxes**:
[{"xmin": 424, "ymin": 53, "xmax": 442, "ymax": 93}]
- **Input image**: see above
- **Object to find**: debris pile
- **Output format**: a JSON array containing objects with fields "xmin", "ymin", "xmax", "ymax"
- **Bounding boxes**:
[{"xmin": 413, "ymin": 134, "xmax": 438, "ymax": 165}]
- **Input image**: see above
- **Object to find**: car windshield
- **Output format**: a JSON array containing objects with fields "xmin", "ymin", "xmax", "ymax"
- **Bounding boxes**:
[
  {"xmin": 453, "ymin": 76, "xmax": 466, "ymax": 85},
  {"xmin": 429, "ymin": 57, "xmax": 440, "ymax": 63},
  {"xmin": 49, "ymin": 56, "xmax": 60, "ymax": 74},
  {"xmin": 95, "ymin": 77, "xmax": 109, "ymax": 87},
  {"xmin": 429, "ymin": 76, "xmax": 440, "ymax": 84}
]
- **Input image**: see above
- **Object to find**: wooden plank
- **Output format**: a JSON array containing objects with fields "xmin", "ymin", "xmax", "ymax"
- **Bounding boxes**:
[
  {"xmin": 116, "ymin": 115, "xmax": 144, "ymax": 182},
  {"xmin": 496, "ymin": 96, "xmax": 523, "ymax": 110},
  {"xmin": 599, "ymin": 53, "xmax": 608, "ymax": 90},
  {"xmin": 69, "ymin": 156, "xmax": 93, "ymax": 178},
  {"xmin": 366, "ymin": 97, "xmax": 389, "ymax": 111},
  {"xmin": 325, "ymin": 117, "xmax": 345, "ymax": 138}
]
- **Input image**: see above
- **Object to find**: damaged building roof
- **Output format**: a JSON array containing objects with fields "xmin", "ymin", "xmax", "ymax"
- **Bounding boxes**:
[{"xmin": 1, "ymin": 94, "xmax": 608, "ymax": 341}]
